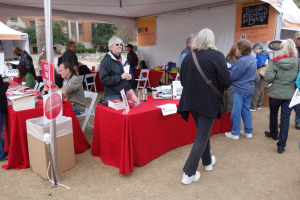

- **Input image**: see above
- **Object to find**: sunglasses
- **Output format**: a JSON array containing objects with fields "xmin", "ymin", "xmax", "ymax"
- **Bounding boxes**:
[{"xmin": 115, "ymin": 43, "xmax": 123, "ymax": 46}]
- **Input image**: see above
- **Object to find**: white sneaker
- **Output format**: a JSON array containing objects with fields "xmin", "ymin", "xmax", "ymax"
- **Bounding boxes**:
[
  {"xmin": 181, "ymin": 171, "xmax": 201, "ymax": 185},
  {"xmin": 225, "ymin": 132, "xmax": 239, "ymax": 140},
  {"xmin": 205, "ymin": 155, "xmax": 216, "ymax": 171},
  {"xmin": 256, "ymin": 106, "xmax": 262, "ymax": 110},
  {"xmin": 239, "ymin": 131, "xmax": 253, "ymax": 139},
  {"xmin": 250, "ymin": 108, "xmax": 256, "ymax": 112}
]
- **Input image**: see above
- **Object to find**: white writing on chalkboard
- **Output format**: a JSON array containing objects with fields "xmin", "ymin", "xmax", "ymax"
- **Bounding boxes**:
[{"xmin": 242, "ymin": 3, "xmax": 269, "ymax": 27}]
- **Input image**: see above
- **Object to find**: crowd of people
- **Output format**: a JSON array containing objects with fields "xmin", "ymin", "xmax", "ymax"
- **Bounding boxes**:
[
  {"xmin": 0, "ymin": 27, "xmax": 300, "ymax": 185},
  {"xmin": 178, "ymin": 29, "xmax": 300, "ymax": 185}
]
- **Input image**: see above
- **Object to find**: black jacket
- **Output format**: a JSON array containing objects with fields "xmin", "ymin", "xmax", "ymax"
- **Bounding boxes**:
[
  {"xmin": 0, "ymin": 75, "xmax": 10, "ymax": 114},
  {"xmin": 12, "ymin": 50, "xmax": 36, "ymax": 79},
  {"xmin": 178, "ymin": 49, "xmax": 232, "ymax": 120},
  {"xmin": 127, "ymin": 50, "xmax": 138, "ymax": 67},
  {"xmin": 99, "ymin": 52, "xmax": 131, "ymax": 98},
  {"xmin": 61, "ymin": 49, "xmax": 79, "ymax": 67}
]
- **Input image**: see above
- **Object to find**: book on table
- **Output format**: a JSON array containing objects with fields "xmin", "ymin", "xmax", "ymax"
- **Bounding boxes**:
[
  {"xmin": 108, "ymin": 99, "xmax": 125, "ymax": 110},
  {"xmin": 11, "ymin": 94, "xmax": 35, "ymax": 111}
]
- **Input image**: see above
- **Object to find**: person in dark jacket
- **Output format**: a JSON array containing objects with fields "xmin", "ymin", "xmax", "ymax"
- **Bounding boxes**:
[
  {"xmin": 0, "ymin": 75, "xmax": 11, "ymax": 160},
  {"xmin": 57, "ymin": 49, "xmax": 66, "ymax": 67},
  {"xmin": 61, "ymin": 41, "xmax": 79, "ymax": 75},
  {"xmin": 99, "ymin": 36, "xmax": 132, "ymax": 105},
  {"xmin": 225, "ymin": 39, "xmax": 257, "ymax": 140},
  {"xmin": 126, "ymin": 44, "xmax": 138, "ymax": 89},
  {"xmin": 178, "ymin": 28, "xmax": 232, "ymax": 185},
  {"xmin": 7, "ymin": 47, "xmax": 36, "ymax": 79}
]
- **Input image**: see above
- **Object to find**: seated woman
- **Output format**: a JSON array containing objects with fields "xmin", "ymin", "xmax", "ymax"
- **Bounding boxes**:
[
  {"xmin": 16, "ymin": 64, "xmax": 35, "ymax": 89},
  {"xmin": 99, "ymin": 36, "xmax": 132, "ymax": 105}
]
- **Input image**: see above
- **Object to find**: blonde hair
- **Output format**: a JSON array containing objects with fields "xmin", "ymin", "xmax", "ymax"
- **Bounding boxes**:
[
  {"xmin": 278, "ymin": 39, "xmax": 298, "ymax": 57},
  {"xmin": 108, "ymin": 36, "xmax": 123, "ymax": 50},
  {"xmin": 191, "ymin": 28, "xmax": 216, "ymax": 51},
  {"xmin": 226, "ymin": 45, "xmax": 237, "ymax": 62}
]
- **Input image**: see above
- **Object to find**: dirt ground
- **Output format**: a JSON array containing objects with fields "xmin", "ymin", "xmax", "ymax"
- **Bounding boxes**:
[
  {"xmin": 1, "ymin": 95, "xmax": 300, "ymax": 200},
  {"xmin": 2, "ymin": 57, "xmax": 300, "ymax": 199}
]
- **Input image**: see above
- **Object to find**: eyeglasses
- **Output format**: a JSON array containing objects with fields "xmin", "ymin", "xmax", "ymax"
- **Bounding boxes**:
[{"xmin": 115, "ymin": 43, "xmax": 123, "ymax": 46}]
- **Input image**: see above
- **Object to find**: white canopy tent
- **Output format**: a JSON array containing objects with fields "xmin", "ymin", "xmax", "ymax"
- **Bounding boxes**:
[
  {"xmin": 0, "ymin": 0, "xmax": 299, "ymax": 67},
  {"xmin": 0, "ymin": 21, "xmax": 29, "ymax": 59}
]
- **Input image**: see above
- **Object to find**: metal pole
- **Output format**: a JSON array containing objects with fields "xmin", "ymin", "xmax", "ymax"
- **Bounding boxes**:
[{"xmin": 44, "ymin": 0, "xmax": 59, "ymax": 186}]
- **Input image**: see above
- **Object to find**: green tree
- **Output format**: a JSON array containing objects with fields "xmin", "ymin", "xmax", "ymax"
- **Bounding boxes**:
[
  {"xmin": 23, "ymin": 28, "xmax": 36, "ymax": 43},
  {"xmin": 92, "ymin": 23, "xmax": 117, "ymax": 45},
  {"xmin": 52, "ymin": 20, "xmax": 69, "ymax": 45}
]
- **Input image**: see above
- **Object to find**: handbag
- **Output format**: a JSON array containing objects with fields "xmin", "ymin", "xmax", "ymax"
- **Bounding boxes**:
[
  {"xmin": 257, "ymin": 65, "xmax": 268, "ymax": 78},
  {"xmin": 192, "ymin": 51, "xmax": 232, "ymax": 113}
]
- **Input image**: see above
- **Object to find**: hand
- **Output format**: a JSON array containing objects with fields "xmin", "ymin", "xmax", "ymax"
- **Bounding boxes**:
[
  {"xmin": 121, "ymin": 73, "xmax": 132, "ymax": 80},
  {"xmin": 43, "ymin": 86, "xmax": 49, "ymax": 94},
  {"xmin": 125, "ymin": 74, "xmax": 132, "ymax": 81},
  {"xmin": 5, "ymin": 62, "xmax": 12, "ymax": 66},
  {"xmin": 3, "ymin": 78, "xmax": 12, "ymax": 84}
]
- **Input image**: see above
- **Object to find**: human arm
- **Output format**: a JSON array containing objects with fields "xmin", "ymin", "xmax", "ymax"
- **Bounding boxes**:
[
  {"xmin": 179, "ymin": 53, "xmax": 186, "ymax": 69},
  {"xmin": 0, "ymin": 76, "xmax": 10, "ymax": 95},
  {"xmin": 25, "ymin": 73, "xmax": 36, "ymax": 88},
  {"xmin": 62, "ymin": 76, "xmax": 81, "ymax": 95},
  {"xmin": 264, "ymin": 61, "xmax": 276, "ymax": 84}
]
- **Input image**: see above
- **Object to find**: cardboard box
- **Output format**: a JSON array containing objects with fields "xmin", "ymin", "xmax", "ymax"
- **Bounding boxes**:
[{"xmin": 26, "ymin": 116, "xmax": 75, "ymax": 179}]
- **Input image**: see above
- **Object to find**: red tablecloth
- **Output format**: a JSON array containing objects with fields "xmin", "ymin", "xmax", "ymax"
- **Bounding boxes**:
[
  {"xmin": 91, "ymin": 97, "xmax": 232, "ymax": 175},
  {"xmin": 135, "ymin": 69, "xmax": 163, "ymax": 88},
  {"xmin": 91, "ymin": 71, "xmax": 104, "ymax": 92},
  {"xmin": 2, "ymin": 99, "xmax": 91, "ymax": 170}
]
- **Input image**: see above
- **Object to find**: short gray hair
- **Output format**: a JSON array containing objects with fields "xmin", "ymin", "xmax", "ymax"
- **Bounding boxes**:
[
  {"xmin": 192, "ymin": 28, "xmax": 216, "ymax": 51},
  {"xmin": 108, "ymin": 36, "xmax": 123, "ymax": 50},
  {"xmin": 252, "ymin": 43, "xmax": 263, "ymax": 50},
  {"xmin": 186, "ymin": 34, "xmax": 195, "ymax": 46}
]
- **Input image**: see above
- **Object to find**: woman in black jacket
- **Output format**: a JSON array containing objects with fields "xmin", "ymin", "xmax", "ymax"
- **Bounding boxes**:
[
  {"xmin": 99, "ymin": 36, "xmax": 132, "ymax": 105},
  {"xmin": 0, "ymin": 75, "xmax": 11, "ymax": 160},
  {"xmin": 178, "ymin": 28, "xmax": 232, "ymax": 185}
]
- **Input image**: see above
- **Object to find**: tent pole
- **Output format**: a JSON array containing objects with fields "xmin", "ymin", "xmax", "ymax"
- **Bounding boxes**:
[{"xmin": 44, "ymin": 0, "xmax": 59, "ymax": 187}]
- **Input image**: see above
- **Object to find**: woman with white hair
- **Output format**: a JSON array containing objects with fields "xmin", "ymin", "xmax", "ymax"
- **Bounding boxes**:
[
  {"xmin": 177, "ymin": 28, "xmax": 232, "ymax": 185},
  {"xmin": 264, "ymin": 39, "xmax": 299, "ymax": 153},
  {"xmin": 99, "ymin": 36, "xmax": 132, "ymax": 105}
]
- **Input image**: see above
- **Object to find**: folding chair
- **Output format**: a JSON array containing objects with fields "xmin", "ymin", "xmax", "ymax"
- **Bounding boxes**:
[
  {"xmin": 135, "ymin": 69, "xmax": 150, "ymax": 91},
  {"xmin": 76, "ymin": 91, "xmax": 98, "ymax": 132},
  {"xmin": 84, "ymin": 73, "xmax": 97, "ymax": 92},
  {"xmin": 33, "ymin": 81, "xmax": 39, "ymax": 91},
  {"xmin": 175, "ymin": 73, "xmax": 180, "ymax": 81}
]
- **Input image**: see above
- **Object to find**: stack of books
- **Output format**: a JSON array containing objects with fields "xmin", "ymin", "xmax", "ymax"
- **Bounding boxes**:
[
  {"xmin": 11, "ymin": 94, "xmax": 35, "ymax": 111},
  {"xmin": 108, "ymin": 99, "xmax": 125, "ymax": 110}
]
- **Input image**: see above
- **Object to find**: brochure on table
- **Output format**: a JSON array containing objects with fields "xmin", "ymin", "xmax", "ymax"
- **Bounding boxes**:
[
  {"xmin": 0, "ymin": 52, "xmax": 18, "ymax": 76},
  {"xmin": 157, "ymin": 103, "xmax": 177, "ymax": 116},
  {"xmin": 121, "ymin": 89, "xmax": 130, "ymax": 114},
  {"xmin": 172, "ymin": 81, "xmax": 183, "ymax": 99}
]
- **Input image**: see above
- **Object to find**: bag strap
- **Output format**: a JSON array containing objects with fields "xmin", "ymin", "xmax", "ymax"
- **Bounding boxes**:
[{"xmin": 192, "ymin": 51, "xmax": 223, "ymax": 98}]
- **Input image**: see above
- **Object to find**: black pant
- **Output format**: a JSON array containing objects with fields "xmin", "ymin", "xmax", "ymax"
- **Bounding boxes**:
[{"xmin": 183, "ymin": 112, "xmax": 215, "ymax": 176}]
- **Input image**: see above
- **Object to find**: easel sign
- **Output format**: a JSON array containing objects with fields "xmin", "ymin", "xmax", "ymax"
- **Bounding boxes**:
[
  {"xmin": 120, "ymin": 89, "xmax": 130, "ymax": 114},
  {"xmin": 41, "ymin": 60, "xmax": 56, "ymax": 89}
]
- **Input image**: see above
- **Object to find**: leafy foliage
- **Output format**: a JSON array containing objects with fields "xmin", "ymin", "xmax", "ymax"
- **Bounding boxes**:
[
  {"xmin": 23, "ymin": 28, "xmax": 36, "ymax": 43},
  {"xmin": 52, "ymin": 20, "xmax": 69, "ymax": 45},
  {"xmin": 75, "ymin": 42, "xmax": 86, "ymax": 53},
  {"xmin": 92, "ymin": 23, "xmax": 117, "ymax": 45},
  {"xmin": 115, "ymin": 25, "xmax": 137, "ymax": 44}
]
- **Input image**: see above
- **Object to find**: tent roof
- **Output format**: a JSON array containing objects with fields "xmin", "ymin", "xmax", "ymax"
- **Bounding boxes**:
[
  {"xmin": 0, "ymin": 0, "xmax": 239, "ymax": 29},
  {"xmin": 0, "ymin": 21, "xmax": 28, "ymax": 40}
]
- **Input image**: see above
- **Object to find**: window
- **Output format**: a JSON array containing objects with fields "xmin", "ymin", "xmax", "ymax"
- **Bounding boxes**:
[
  {"xmin": 79, "ymin": 24, "xmax": 83, "ymax": 36},
  {"xmin": 30, "ymin": 21, "xmax": 35, "ymax": 29},
  {"xmin": 71, "ymin": 23, "xmax": 75, "ymax": 36},
  {"xmin": 63, "ymin": 26, "xmax": 68, "ymax": 34},
  {"xmin": 11, "ymin": 17, "xmax": 17, "ymax": 22}
]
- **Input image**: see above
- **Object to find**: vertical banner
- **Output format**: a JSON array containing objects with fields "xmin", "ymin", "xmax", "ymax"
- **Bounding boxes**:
[
  {"xmin": 137, "ymin": 16, "xmax": 156, "ymax": 46},
  {"xmin": 234, "ymin": 0, "xmax": 277, "ymax": 43},
  {"xmin": 41, "ymin": 60, "xmax": 56, "ymax": 89}
]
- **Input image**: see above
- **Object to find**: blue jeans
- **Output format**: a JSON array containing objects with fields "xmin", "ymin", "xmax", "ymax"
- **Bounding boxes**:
[
  {"xmin": 0, "ymin": 113, "xmax": 8, "ymax": 160},
  {"xmin": 72, "ymin": 105, "xmax": 81, "ymax": 116},
  {"xmin": 295, "ymin": 115, "xmax": 300, "ymax": 123},
  {"xmin": 269, "ymin": 98, "xmax": 292, "ymax": 149},
  {"xmin": 231, "ymin": 93, "xmax": 253, "ymax": 135}
]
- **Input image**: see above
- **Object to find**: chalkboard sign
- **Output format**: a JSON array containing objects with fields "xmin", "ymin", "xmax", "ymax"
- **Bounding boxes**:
[
  {"xmin": 242, "ymin": 3, "xmax": 269, "ymax": 27},
  {"xmin": 268, "ymin": 40, "xmax": 282, "ymax": 51}
]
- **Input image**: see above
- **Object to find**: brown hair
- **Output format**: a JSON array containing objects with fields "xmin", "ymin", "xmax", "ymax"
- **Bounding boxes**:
[
  {"xmin": 67, "ymin": 41, "xmax": 76, "ymax": 49},
  {"xmin": 237, "ymin": 39, "xmax": 252, "ymax": 55},
  {"xmin": 226, "ymin": 45, "xmax": 237, "ymax": 62},
  {"xmin": 61, "ymin": 62, "xmax": 75, "ymax": 74}
]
